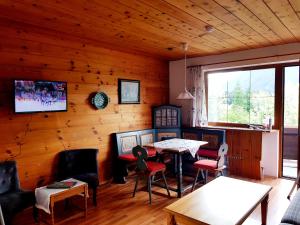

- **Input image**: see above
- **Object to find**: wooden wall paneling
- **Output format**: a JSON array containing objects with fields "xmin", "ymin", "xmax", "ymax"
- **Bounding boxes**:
[
  {"xmin": 289, "ymin": 0, "xmax": 300, "ymax": 18},
  {"xmin": 165, "ymin": 0, "xmax": 266, "ymax": 46},
  {"xmin": 67, "ymin": 0, "xmax": 221, "ymax": 53},
  {"xmin": 213, "ymin": 0, "xmax": 285, "ymax": 44},
  {"xmin": 264, "ymin": 0, "xmax": 300, "ymax": 39},
  {"xmin": 0, "ymin": 0, "xmax": 212, "ymax": 55},
  {"xmin": 111, "ymin": 0, "xmax": 246, "ymax": 50},
  {"xmin": 0, "ymin": 24, "xmax": 169, "ymax": 189},
  {"xmin": 238, "ymin": 0, "xmax": 297, "ymax": 42},
  {"xmin": 57, "ymin": 0, "xmax": 235, "ymax": 52},
  {"xmin": 0, "ymin": 0, "xmax": 299, "ymax": 59},
  {"xmin": 0, "ymin": 7, "xmax": 179, "ymax": 59}
]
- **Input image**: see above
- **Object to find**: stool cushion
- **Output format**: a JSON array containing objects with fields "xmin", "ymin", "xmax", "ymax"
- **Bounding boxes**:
[
  {"xmin": 118, "ymin": 154, "xmax": 137, "ymax": 162},
  {"xmin": 147, "ymin": 162, "xmax": 166, "ymax": 173},
  {"xmin": 194, "ymin": 159, "xmax": 217, "ymax": 170},
  {"xmin": 197, "ymin": 149, "xmax": 218, "ymax": 159}
]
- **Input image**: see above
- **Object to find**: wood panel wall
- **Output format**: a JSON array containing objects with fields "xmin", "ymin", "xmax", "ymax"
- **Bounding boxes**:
[{"xmin": 0, "ymin": 22, "xmax": 169, "ymax": 189}]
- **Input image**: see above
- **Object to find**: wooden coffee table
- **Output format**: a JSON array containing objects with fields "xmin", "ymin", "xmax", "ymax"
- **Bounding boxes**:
[{"xmin": 165, "ymin": 176, "xmax": 272, "ymax": 225}]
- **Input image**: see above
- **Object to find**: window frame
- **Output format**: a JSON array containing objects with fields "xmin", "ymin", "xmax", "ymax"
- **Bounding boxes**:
[{"xmin": 205, "ymin": 62, "xmax": 299, "ymax": 128}]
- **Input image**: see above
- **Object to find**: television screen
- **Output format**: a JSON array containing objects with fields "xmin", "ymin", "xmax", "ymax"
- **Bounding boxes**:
[{"xmin": 14, "ymin": 80, "xmax": 67, "ymax": 113}]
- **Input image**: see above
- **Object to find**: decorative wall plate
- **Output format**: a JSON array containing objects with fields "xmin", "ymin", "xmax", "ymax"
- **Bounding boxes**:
[{"xmin": 91, "ymin": 92, "xmax": 109, "ymax": 109}]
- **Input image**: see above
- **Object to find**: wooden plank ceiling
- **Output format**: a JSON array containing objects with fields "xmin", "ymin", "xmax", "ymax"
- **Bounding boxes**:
[{"xmin": 0, "ymin": 0, "xmax": 299, "ymax": 60}]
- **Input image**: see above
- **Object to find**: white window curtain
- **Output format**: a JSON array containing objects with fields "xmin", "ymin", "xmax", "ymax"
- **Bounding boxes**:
[{"xmin": 187, "ymin": 66, "xmax": 208, "ymax": 127}]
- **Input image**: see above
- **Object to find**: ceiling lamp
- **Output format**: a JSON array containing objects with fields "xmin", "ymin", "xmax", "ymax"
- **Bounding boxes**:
[{"xmin": 176, "ymin": 43, "xmax": 195, "ymax": 100}]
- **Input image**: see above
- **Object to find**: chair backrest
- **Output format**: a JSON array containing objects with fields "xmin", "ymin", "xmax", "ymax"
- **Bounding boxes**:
[
  {"xmin": 57, "ymin": 149, "xmax": 99, "ymax": 180},
  {"xmin": 201, "ymin": 129, "xmax": 226, "ymax": 150},
  {"xmin": 217, "ymin": 143, "xmax": 229, "ymax": 168},
  {"xmin": 114, "ymin": 129, "xmax": 155, "ymax": 157},
  {"xmin": 132, "ymin": 145, "xmax": 148, "ymax": 171},
  {"xmin": 0, "ymin": 161, "xmax": 20, "ymax": 194}
]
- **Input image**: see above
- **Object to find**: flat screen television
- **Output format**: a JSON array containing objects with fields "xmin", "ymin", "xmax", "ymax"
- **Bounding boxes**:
[{"xmin": 14, "ymin": 80, "xmax": 67, "ymax": 113}]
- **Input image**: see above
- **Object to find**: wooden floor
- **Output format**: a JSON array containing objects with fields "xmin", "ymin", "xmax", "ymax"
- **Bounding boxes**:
[{"xmin": 14, "ymin": 175, "xmax": 294, "ymax": 225}]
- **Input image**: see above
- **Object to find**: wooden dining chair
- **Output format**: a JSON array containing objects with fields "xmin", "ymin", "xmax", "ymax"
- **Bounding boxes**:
[
  {"xmin": 132, "ymin": 145, "xmax": 170, "ymax": 204},
  {"xmin": 192, "ymin": 143, "xmax": 228, "ymax": 191}
]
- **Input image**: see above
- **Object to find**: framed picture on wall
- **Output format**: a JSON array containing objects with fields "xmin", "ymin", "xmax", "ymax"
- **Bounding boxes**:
[{"xmin": 118, "ymin": 79, "xmax": 140, "ymax": 104}]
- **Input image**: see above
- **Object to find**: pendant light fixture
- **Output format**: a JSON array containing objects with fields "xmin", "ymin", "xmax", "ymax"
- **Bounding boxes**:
[{"xmin": 176, "ymin": 42, "xmax": 195, "ymax": 100}]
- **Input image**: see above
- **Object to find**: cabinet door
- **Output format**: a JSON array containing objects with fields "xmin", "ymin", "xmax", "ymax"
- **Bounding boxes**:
[
  {"xmin": 240, "ymin": 131, "xmax": 252, "ymax": 178},
  {"xmin": 226, "ymin": 130, "xmax": 262, "ymax": 179},
  {"xmin": 227, "ymin": 130, "xmax": 241, "ymax": 176},
  {"xmin": 250, "ymin": 132, "xmax": 262, "ymax": 179}
]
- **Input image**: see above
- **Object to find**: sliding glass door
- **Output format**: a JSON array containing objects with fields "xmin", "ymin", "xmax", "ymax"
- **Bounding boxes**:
[{"xmin": 282, "ymin": 66, "xmax": 300, "ymax": 178}]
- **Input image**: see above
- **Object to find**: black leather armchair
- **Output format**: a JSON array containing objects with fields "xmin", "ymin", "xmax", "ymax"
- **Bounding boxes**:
[
  {"xmin": 0, "ymin": 161, "xmax": 35, "ymax": 225},
  {"xmin": 56, "ymin": 149, "xmax": 99, "ymax": 206}
]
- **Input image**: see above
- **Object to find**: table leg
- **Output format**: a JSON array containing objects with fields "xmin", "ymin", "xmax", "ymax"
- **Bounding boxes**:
[
  {"xmin": 166, "ymin": 214, "xmax": 176, "ymax": 225},
  {"xmin": 261, "ymin": 193, "xmax": 269, "ymax": 225},
  {"xmin": 51, "ymin": 203, "xmax": 55, "ymax": 225},
  {"xmin": 84, "ymin": 185, "xmax": 88, "ymax": 218},
  {"xmin": 177, "ymin": 153, "xmax": 183, "ymax": 198}
]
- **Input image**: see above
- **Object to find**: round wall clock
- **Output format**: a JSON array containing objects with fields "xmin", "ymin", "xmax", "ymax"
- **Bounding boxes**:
[{"xmin": 91, "ymin": 92, "xmax": 109, "ymax": 109}]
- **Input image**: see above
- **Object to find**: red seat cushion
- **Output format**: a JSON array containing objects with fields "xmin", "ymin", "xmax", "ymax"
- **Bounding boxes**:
[
  {"xmin": 118, "ymin": 154, "xmax": 137, "ymax": 162},
  {"xmin": 197, "ymin": 149, "xmax": 218, "ymax": 159},
  {"xmin": 194, "ymin": 159, "xmax": 217, "ymax": 170},
  {"xmin": 147, "ymin": 161, "xmax": 166, "ymax": 173},
  {"xmin": 118, "ymin": 148, "xmax": 156, "ymax": 162},
  {"xmin": 147, "ymin": 148, "xmax": 157, "ymax": 157}
]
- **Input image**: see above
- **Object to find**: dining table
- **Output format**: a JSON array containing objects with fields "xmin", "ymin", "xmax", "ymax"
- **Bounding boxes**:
[{"xmin": 144, "ymin": 138, "xmax": 208, "ymax": 198}]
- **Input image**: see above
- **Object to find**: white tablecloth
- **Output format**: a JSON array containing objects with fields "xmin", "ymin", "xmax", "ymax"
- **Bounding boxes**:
[
  {"xmin": 35, "ymin": 178, "xmax": 87, "ymax": 214},
  {"xmin": 152, "ymin": 138, "xmax": 207, "ymax": 157}
]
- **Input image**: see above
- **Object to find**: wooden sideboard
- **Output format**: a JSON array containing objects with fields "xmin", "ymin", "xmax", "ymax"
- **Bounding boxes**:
[{"xmin": 225, "ymin": 128, "xmax": 279, "ymax": 179}]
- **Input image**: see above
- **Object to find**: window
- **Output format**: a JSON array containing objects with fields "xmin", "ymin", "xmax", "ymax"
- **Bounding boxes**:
[{"xmin": 207, "ymin": 68, "xmax": 275, "ymax": 125}]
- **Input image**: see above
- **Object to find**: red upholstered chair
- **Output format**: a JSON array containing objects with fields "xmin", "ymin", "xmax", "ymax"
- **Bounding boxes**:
[
  {"xmin": 192, "ymin": 143, "xmax": 228, "ymax": 191},
  {"xmin": 132, "ymin": 145, "xmax": 170, "ymax": 204},
  {"xmin": 197, "ymin": 131, "xmax": 226, "ymax": 160}
]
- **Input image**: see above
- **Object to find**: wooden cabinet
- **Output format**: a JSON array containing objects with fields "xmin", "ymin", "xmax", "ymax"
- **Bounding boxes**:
[
  {"xmin": 153, "ymin": 105, "xmax": 181, "ymax": 141},
  {"xmin": 226, "ymin": 130, "xmax": 263, "ymax": 179},
  {"xmin": 153, "ymin": 105, "xmax": 181, "ymax": 129},
  {"xmin": 226, "ymin": 128, "xmax": 279, "ymax": 180}
]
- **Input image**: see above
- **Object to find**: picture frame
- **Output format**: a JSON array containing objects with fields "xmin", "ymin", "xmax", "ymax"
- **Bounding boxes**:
[{"xmin": 118, "ymin": 79, "xmax": 140, "ymax": 104}]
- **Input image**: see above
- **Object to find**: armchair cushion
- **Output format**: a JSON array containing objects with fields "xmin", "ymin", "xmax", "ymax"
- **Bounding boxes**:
[
  {"xmin": 57, "ymin": 149, "xmax": 99, "ymax": 182},
  {"xmin": 0, "ymin": 161, "xmax": 35, "ymax": 225},
  {"xmin": 0, "ymin": 161, "xmax": 20, "ymax": 194},
  {"xmin": 0, "ymin": 190, "xmax": 34, "ymax": 213}
]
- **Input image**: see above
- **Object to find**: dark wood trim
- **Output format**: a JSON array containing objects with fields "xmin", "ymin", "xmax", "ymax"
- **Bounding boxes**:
[
  {"xmin": 187, "ymin": 54, "xmax": 300, "ymax": 68},
  {"xmin": 208, "ymin": 122, "xmax": 250, "ymax": 128},
  {"xmin": 298, "ymin": 64, "xmax": 300, "ymax": 179},
  {"xmin": 275, "ymin": 65, "xmax": 284, "ymax": 177}
]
